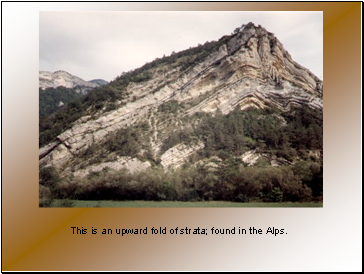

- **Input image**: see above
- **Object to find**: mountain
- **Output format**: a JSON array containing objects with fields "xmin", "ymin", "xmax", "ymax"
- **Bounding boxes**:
[
  {"xmin": 89, "ymin": 79, "xmax": 109, "ymax": 86},
  {"xmin": 39, "ymin": 70, "xmax": 107, "ymax": 94},
  {"xmin": 39, "ymin": 23, "xmax": 323, "ymax": 204},
  {"xmin": 39, "ymin": 71, "xmax": 109, "ymax": 118}
]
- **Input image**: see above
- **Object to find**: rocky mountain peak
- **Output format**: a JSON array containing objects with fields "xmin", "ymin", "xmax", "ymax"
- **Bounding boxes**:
[
  {"xmin": 39, "ymin": 70, "xmax": 107, "ymax": 94},
  {"xmin": 226, "ymin": 22, "xmax": 322, "ymax": 95}
]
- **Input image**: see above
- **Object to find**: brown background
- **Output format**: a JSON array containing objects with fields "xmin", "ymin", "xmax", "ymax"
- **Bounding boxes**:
[{"xmin": 2, "ymin": 2, "xmax": 362, "ymax": 271}]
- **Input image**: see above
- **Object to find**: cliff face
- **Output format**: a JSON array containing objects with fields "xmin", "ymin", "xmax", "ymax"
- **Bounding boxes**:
[{"xmin": 39, "ymin": 23, "xmax": 322, "ymax": 177}]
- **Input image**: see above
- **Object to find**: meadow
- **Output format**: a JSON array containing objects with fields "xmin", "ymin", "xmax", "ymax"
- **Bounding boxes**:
[{"xmin": 46, "ymin": 199, "xmax": 323, "ymax": 208}]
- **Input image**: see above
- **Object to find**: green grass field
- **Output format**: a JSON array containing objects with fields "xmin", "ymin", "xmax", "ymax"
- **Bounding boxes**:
[{"xmin": 47, "ymin": 199, "xmax": 323, "ymax": 208}]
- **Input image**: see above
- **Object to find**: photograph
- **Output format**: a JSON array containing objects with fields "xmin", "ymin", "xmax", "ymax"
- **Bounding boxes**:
[
  {"xmin": 3, "ymin": 2, "xmax": 362, "ymax": 271},
  {"xmin": 39, "ymin": 11, "xmax": 323, "ymax": 208}
]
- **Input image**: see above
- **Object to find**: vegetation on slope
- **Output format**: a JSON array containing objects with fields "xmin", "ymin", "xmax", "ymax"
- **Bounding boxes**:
[
  {"xmin": 160, "ymin": 105, "xmax": 322, "ymax": 160},
  {"xmin": 40, "ymin": 104, "xmax": 323, "ymax": 205},
  {"xmin": 39, "ymin": 87, "xmax": 84, "ymax": 119}
]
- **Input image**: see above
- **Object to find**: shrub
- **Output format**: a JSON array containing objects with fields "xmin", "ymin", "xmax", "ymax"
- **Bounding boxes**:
[
  {"xmin": 234, "ymin": 193, "xmax": 250, "ymax": 203},
  {"xmin": 39, "ymin": 185, "xmax": 52, "ymax": 199},
  {"xmin": 39, "ymin": 197, "xmax": 54, "ymax": 207},
  {"xmin": 39, "ymin": 166, "xmax": 61, "ymax": 189},
  {"xmin": 105, "ymin": 103, "xmax": 118, "ymax": 112},
  {"xmin": 262, "ymin": 187, "xmax": 283, "ymax": 202},
  {"xmin": 158, "ymin": 100, "xmax": 181, "ymax": 114},
  {"xmin": 106, "ymin": 127, "xmax": 141, "ymax": 157},
  {"xmin": 282, "ymin": 180, "xmax": 313, "ymax": 202}
]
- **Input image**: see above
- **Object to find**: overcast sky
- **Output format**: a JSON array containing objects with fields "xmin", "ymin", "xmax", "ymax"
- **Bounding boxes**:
[{"xmin": 40, "ymin": 11, "xmax": 323, "ymax": 82}]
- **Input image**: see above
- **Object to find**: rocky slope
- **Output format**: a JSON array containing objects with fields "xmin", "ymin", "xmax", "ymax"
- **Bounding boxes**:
[{"xmin": 39, "ymin": 22, "xmax": 323, "ymax": 178}]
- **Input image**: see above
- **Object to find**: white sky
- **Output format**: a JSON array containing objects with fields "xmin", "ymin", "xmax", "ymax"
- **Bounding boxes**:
[{"xmin": 39, "ymin": 11, "xmax": 323, "ymax": 82}]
